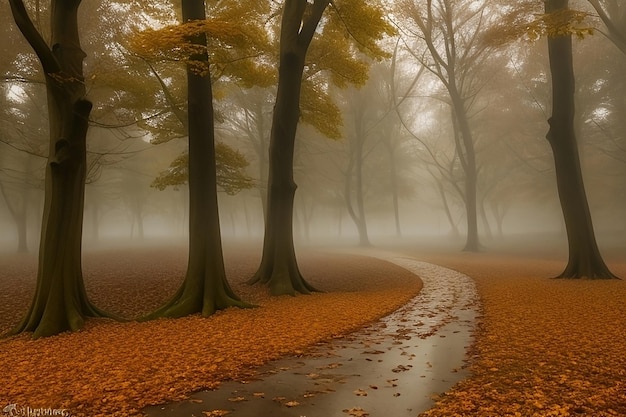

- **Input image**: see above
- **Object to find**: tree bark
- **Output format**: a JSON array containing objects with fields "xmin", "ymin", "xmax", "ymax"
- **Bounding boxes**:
[
  {"xmin": 249, "ymin": 0, "xmax": 328, "ymax": 295},
  {"xmin": 8, "ymin": 0, "xmax": 112, "ymax": 338},
  {"xmin": 147, "ymin": 0, "xmax": 249, "ymax": 318},
  {"xmin": 545, "ymin": 0, "xmax": 616, "ymax": 279}
]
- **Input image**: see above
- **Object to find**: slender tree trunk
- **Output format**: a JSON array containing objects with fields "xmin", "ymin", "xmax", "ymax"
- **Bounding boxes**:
[
  {"xmin": 354, "ymin": 134, "xmax": 371, "ymax": 246},
  {"xmin": 387, "ymin": 145, "xmax": 402, "ymax": 237},
  {"xmin": 450, "ymin": 94, "xmax": 480, "ymax": 251},
  {"xmin": 249, "ymin": 0, "xmax": 328, "ymax": 295},
  {"xmin": 545, "ymin": 0, "xmax": 616, "ymax": 279},
  {"xmin": 479, "ymin": 196, "xmax": 492, "ymax": 240},
  {"xmin": 91, "ymin": 201, "xmax": 99, "ymax": 243},
  {"xmin": 256, "ymin": 101, "xmax": 269, "ymax": 220},
  {"xmin": 8, "ymin": 0, "xmax": 111, "ymax": 338},
  {"xmin": 344, "ymin": 145, "xmax": 371, "ymax": 247},
  {"xmin": 0, "ymin": 181, "xmax": 28, "ymax": 253},
  {"xmin": 148, "ymin": 0, "xmax": 249, "ymax": 318},
  {"xmin": 436, "ymin": 180, "xmax": 460, "ymax": 237}
]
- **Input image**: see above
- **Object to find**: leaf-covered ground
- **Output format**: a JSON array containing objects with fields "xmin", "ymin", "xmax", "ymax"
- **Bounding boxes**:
[
  {"xmin": 409, "ymin": 247, "xmax": 626, "ymax": 417},
  {"xmin": 0, "ymin": 245, "xmax": 422, "ymax": 417},
  {"xmin": 2, "ymin": 242, "xmax": 625, "ymax": 417}
]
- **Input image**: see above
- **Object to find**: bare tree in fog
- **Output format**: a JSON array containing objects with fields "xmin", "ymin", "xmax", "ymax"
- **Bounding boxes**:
[
  {"xmin": 0, "ymin": 81, "xmax": 48, "ymax": 252},
  {"xmin": 223, "ymin": 87, "xmax": 274, "ymax": 218},
  {"xmin": 398, "ymin": 0, "xmax": 496, "ymax": 251},
  {"xmin": 588, "ymin": 0, "xmax": 626, "ymax": 54}
]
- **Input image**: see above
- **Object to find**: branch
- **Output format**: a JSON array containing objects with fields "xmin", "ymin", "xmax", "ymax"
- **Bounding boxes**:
[
  {"xmin": 1, "ymin": 75, "xmax": 45, "ymax": 85},
  {"xmin": 8, "ymin": 0, "xmax": 59, "ymax": 75},
  {"xmin": 299, "ymin": 0, "xmax": 331, "ymax": 48},
  {"xmin": 588, "ymin": 0, "xmax": 626, "ymax": 54}
]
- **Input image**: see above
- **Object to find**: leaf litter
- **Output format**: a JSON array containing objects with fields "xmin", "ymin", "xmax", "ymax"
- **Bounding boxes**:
[
  {"xmin": 0, "ymin": 247, "xmax": 421, "ymax": 417},
  {"xmin": 412, "ymin": 250, "xmax": 626, "ymax": 417}
]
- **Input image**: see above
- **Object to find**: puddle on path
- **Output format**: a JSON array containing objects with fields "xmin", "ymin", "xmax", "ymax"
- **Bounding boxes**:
[{"xmin": 143, "ymin": 256, "xmax": 478, "ymax": 417}]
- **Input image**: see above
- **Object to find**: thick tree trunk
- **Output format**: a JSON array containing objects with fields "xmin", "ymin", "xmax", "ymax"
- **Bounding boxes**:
[
  {"xmin": 148, "ymin": 0, "xmax": 248, "ymax": 318},
  {"xmin": 249, "ymin": 65, "xmax": 316, "ymax": 294},
  {"xmin": 545, "ymin": 0, "xmax": 616, "ymax": 279},
  {"xmin": 249, "ymin": 0, "xmax": 326, "ymax": 295},
  {"xmin": 8, "ymin": 0, "xmax": 110, "ymax": 338}
]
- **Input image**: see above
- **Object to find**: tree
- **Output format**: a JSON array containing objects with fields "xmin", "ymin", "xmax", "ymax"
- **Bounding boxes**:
[
  {"xmin": 144, "ymin": 0, "xmax": 257, "ymax": 318},
  {"xmin": 150, "ymin": 142, "xmax": 255, "ymax": 195},
  {"xmin": 249, "ymin": 0, "xmax": 394, "ymax": 295},
  {"xmin": 7, "ymin": 0, "xmax": 111, "ymax": 338},
  {"xmin": 399, "ymin": 0, "xmax": 495, "ymax": 251},
  {"xmin": 544, "ymin": 0, "xmax": 616, "ymax": 278},
  {"xmin": 588, "ymin": 0, "xmax": 626, "ymax": 54}
]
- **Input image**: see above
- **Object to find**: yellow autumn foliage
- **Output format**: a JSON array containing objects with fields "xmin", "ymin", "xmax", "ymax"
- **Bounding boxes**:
[{"xmin": 484, "ymin": 3, "xmax": 595, "ymax": 47}]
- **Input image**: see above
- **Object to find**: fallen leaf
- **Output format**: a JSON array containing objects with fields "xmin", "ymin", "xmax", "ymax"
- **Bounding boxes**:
[
  {"xmin": 202, "ymin": 410, "xmax": 230, "ymax": 417},
  {"xmin": 227, "ymin": 396, "xmax": 246, "ymax": 402},
  {"xmin": 342, "ymin": 407, "xmax": 369, "ymax": 417}
]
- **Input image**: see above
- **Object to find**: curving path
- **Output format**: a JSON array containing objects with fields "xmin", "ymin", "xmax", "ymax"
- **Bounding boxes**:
[{"xmin": 144, "ymin": 253, "xmax": 479, "ymax": 417}]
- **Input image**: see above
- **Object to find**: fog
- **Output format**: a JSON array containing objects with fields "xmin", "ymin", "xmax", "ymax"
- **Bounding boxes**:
[{"xmin": 1, "ymin": 0, "xmax": 625, "ymax": 259}]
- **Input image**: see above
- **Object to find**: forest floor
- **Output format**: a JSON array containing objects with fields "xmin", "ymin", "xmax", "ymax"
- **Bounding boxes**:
[
  {"xmin": 0, "ymin": 238, "xmax": 625, "ymax": 417},
  {"xmin": 394, "ymin": 239, "xmax": 626, "ymax": 417},
  {"xmin": 0, "ymin": 245, "xmax": 423, "ymax": 417}
]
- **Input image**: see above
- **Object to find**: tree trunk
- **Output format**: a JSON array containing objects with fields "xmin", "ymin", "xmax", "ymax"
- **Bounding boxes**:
[
  {"xmin": 343, "ymin": 105, "xmax": 371, "ymax": 247},
  {"xmin": 354, "ymin": 134, "xmax": 371, "ymax": 246},
  {"xmin": 148, "ymin": 0, "xmax": 249, "ymax": 318},
  {"xmin": 8, "ymin": 0, "xmax": 110, "ymax": 338},
  {"xmin": 249, "ymin": 0, "xmax": 327, "ymax": 295},
  {"xmin": 0, "ymin": 181, "xmax": 29, "ymax": 253},
  {"xmin": 545, "ymin": 0, "xmax": 616, "ymax": 279},
  {"xmin": 344, "ymin": 145, "xmax": 372, "ymax": 247},
  {"xmin": 386, "ymin": 143, "xmax": 402, "ymax": 237},
  {"xmin": 479, "ymin": 196, "xmax": 492, "ymax": 240},
  {"xmin": 450, "ymin": 94, "xmax": 480, "ymax": 251},
  {"xmin": 436, "ymin": 180, "xmax": 460, "ymax": 238}
]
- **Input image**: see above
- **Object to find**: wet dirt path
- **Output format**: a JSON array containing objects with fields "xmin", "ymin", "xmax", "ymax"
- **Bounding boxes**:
[{"xmin": 143, "ymin": 254, "xmax": 479, "ymax": 417}]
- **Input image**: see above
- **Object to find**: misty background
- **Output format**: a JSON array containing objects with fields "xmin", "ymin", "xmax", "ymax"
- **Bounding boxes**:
[{"xmin": 1, "ymin": 0, "xmax": 625, "ymax": 254}]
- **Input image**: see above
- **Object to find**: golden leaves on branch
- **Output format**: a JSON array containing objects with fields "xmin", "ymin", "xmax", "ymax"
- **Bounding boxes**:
[
  {"xmin": 129, "ymin": 18, "xmax": 273, "ymax": 85},
  {"xmin": 151, "ymin": 143, "xmax": 254, "ymax": 195},
  {"xmin": 484, "ymin": 4, "xmax": 595, "ymax": 48},
  {"xmin": 527, "ymin": 9, "xmax": 595, "ymax": 40}
]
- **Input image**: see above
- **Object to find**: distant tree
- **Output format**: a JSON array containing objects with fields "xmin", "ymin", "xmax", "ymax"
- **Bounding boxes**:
[
  {"xmin": 250, "ymin": 0, "xmax": 394, "ymax": 295},
  {"xmin": 151, "ymin": 142, "xmax": 254, "ymax": 195},
  {"xmin": 398, "ymin": 0, "xmax": 496, "ymax": 251},
  {"xmin": 7, "ymin": 0, "xmax": 112, "ymax": 338},
  {"xmin": 588, "ymin": 0, "xmax": 626, "ymax": 54}
]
